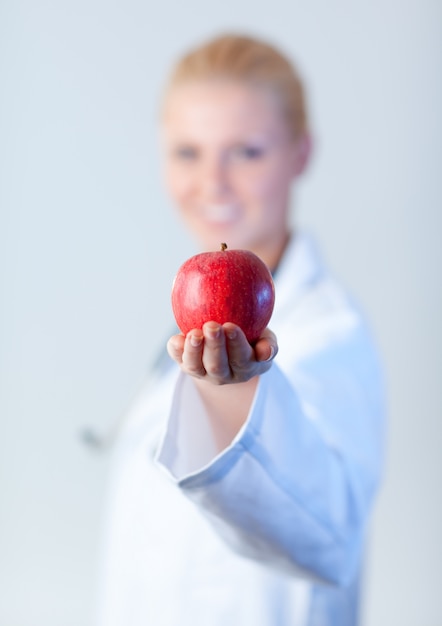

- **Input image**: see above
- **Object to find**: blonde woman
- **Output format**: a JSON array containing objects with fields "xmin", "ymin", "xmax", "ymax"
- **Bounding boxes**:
[{"xmin": 97, "ymin": 34, "xmax": 385, "ymax": 626}]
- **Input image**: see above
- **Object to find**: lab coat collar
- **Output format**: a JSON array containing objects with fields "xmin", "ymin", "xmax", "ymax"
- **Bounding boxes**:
[{"xmin": 273, "ymin": 231, "xmax": 325, "ymax": 315}]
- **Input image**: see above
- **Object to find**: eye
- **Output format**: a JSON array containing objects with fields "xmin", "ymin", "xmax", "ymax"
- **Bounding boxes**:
[
  {"xmin": 231, "ymin": 144, "xmax": 265, "ymax": 160},
  {"xmin": 172, "ymin": 145, "xmax": 199, "ymax": 160}
]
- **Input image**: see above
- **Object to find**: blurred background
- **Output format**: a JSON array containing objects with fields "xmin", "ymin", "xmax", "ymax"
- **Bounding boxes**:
[{"xmin": 1, "ymin": 0, "xmax": 441, "ymax": 624}]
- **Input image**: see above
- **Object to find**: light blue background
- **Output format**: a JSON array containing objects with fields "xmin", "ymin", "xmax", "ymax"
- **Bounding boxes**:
[{"xmin": 1, "ymin": 1, "xmax": 441, "ymax": 624}]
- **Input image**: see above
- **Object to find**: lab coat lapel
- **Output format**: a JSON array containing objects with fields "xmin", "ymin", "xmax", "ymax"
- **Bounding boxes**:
[{"xmin": 273, "ymin": 231, "xmax": 325, "ymax": 317}]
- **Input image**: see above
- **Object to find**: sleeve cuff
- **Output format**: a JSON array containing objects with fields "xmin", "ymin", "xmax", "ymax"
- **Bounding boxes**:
[{"xmin": 155, "ymin": 371, "xmax": 263, "ymax": 486}]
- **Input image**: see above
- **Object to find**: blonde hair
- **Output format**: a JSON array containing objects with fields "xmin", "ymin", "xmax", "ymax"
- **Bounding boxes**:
[{"xmin": 163, "ymin": 33, "xmax": 308, "ymax": 139}]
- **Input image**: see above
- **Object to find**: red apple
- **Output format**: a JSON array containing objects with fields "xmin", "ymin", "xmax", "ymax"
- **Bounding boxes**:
[{"xmin": 171, "ymin": 243, "xmax": 275, "ymax": 344}]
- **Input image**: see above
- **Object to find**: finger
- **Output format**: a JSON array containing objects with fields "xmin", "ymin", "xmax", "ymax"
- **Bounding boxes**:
[
  {"xmin": 254, "ymin": 329, "xmax": 278, "ymax": 363},
  {"xmin": 223, "ymin": 323, "xmax": 254, "ymax": 371},
  {"xmin": 201, "ymin": 322, "xmax": 230, "ymax": 381},
  {"xmin": 167, "ymin": 334, "xmax": 186, "ymax": 365},
  {"xmin": 182, "ymin": 330, "xmax": 206, "ymax": 377}
]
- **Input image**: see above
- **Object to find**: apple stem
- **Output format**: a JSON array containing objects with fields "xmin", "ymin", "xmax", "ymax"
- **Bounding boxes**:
[{"xmin": 221, "ymin": 242, "xmax": 228, "ymax": 251}]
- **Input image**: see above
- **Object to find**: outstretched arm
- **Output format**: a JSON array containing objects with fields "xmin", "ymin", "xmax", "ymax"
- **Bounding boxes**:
[{"xmin": 158, "ymin": 321, "xmax": 385, "ymax": 586}]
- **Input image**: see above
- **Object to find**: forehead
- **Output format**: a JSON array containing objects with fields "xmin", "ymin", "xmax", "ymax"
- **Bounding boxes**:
[{"xmin": 162, "ymin": 80, "xmax": 288, "ymax": 141}]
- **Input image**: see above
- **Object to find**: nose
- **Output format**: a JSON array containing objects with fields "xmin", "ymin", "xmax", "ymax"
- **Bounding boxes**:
[{"xmin": 200, "ymin": 155, "xmax": 231, "ymax": 201}]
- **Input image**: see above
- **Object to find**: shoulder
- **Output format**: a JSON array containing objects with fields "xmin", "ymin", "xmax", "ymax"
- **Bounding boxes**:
[{"xmin": 272, "ymin": 232, "xmax": 380, "ymax": 371}]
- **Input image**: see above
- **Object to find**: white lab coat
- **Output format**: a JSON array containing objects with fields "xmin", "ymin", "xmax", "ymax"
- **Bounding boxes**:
[{"xmin": 96, "ymin": 232, "xmax": 385, "ymax": 626}]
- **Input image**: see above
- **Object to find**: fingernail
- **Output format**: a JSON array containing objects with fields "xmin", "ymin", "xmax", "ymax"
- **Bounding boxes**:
[
  {"xmin": 264, "ymin": 345, "xmax": 275, "ymax": 362},
  {"xmin": 207, "ymin": 324, "xmax": 221, "ymax": 339},
  {"xmin": 227, "ymin": 329, "xmax": 237, "ymax": 340},
  {"xmin": 190, "ymin": 334, "xmax": 202, "ymax": 347}
]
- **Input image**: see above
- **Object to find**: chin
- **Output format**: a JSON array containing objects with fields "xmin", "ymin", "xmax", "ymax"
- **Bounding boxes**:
[
  {"xmin": 196, "ymin": 225, "xmax": 245, "ymax": 251},
  {"xmin": 203, "ymin": 236, "xmax": 256, "ymax": 254}
]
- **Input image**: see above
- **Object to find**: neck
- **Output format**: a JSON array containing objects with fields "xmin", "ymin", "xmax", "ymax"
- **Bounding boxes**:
[{"xmin": 252, "ymin": 230, "xmax": 292, "ymax": 274}]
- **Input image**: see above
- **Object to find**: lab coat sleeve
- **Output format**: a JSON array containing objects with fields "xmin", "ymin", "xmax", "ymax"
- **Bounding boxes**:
[{"xmin": 156, "ymin": 323, "xmax": 385, "ymax": 586}]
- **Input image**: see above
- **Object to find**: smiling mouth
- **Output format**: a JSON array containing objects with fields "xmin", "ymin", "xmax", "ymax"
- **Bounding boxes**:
[{"xmin": 201, "ymin": 205, "xmax": 239, "ymax": 223}]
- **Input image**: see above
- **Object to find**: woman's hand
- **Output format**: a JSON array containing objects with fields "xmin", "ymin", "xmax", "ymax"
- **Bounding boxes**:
[{"xmin": 167, "ymin": 322, "xmax": 278, "ymax": 385}]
